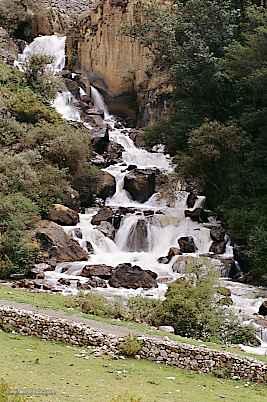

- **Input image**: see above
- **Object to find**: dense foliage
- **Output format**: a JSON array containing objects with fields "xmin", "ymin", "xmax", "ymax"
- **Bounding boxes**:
[
  {"xmin": 128, "ymin": 0, "xmax": 267, "ymax": 283},
  {"xmin": 0, "ymin": 60, "xmax": 97, "ymax": 277}
]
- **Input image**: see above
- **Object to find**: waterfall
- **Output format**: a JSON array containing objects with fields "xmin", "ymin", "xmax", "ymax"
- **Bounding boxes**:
[
  {"xmin": 16, "ymin": 35, "xmax": 66, "ymax": 73},
  {"xmin": 16, "ymin": 35, "xmax": 267, "ymax": 355},
  {"xmin": 91, "ymin": 86, "xmax": 110, "ymax": 119}
]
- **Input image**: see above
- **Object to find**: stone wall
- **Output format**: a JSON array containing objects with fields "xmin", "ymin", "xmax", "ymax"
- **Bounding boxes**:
[{"xmin": 0, "ymin": 305, "xmax": 266, "ymax": 383}]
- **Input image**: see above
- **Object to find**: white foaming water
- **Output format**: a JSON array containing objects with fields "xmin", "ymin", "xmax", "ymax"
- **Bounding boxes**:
[
  {"xmin": 16, "ymin": 35, "xmax": 66, "ymax": 73},
  {"xmin": 53, "ymin": 91, "xmax": 81, "ymax": 121},
  {"xmin": 17, "ymin": 35, "xmax": 267, "ymax": 356}
]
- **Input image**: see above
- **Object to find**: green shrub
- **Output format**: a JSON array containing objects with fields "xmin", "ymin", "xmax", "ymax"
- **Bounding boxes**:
[
  {"xmin": 127, "ymin": 296, "xmax": 161, "ymax": 325},
  {"xmin": 8, "ymin": 89, "xmax": 61, "ymax": 124},
  {"xmin": 118, "ymin": 335, "xmax": 143, "ymax": 357}
]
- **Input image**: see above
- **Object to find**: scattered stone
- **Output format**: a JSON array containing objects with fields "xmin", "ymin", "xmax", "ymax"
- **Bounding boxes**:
[
  {"xmin": 157, "ymin": 256, "xmax": 169, "ymax": 264},
  {"xmin": 73, "ymin": 228, "xmax": 82, "ymax": 239},
  {"xmin": 78, "ymin": 277, "xmax": 107, "ymax": 289}
]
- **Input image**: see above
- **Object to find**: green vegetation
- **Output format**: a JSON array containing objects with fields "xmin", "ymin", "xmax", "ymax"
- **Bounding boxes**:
[
  {"xmin": 0, "ymin": 381, "xmax": 26, "ymax": 402},
  {"xmin": 118, "ymin": 335, "xmax": 143, "ymax": 357},
  {"xmin": 127, "ymin": 0, "xmax": 267, "ymax": 284},
  {"xmin": 0, "ymin": 330, "xmax": 266, "ymax": 402},
  {"xmin": 0, "ymin": 60, "xmax": 98, "ymax": 278}
]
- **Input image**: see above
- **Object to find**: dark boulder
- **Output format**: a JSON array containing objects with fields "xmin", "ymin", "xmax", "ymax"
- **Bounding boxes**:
[
  {"xmin": 124, "ymin": 168, "xmax": 157, "ymax": 203},
  {"xmin": 91, "ymin": 127, "xmax": 109, "ymax": 154},
  {"xmin": 78, "ymin": 277, "xmax": 107, "ymax": 289},
  {"xmin": 109, "ymin": 263, "xmax": 158, "ymax": 289},
  {"xmin": 209, "ymin": 241, "xmax": 226, "ymax": 255},
  {"xmin": 259, "ymin": 301, "xmax": 267, "ymax": 317},
  {"xmin": 178, "ymin": 236, "xmax": 197, "ymax": 253},
  {"xmin": 80, "ymin": 264, "xmax": 113, "ymax": 280},
  {"xmin": 186, "ymin": 192, "xmax": 198, "ymax": 209},
  {"xmin": 184, "ymin": 208, "xmax": 203, "ymax": 223},
  {"xmin": 167, "ymin": 247, "xmax": 182, "ymax": 260},
  {"xmin": 210, "ymin": 227, "xmax": 226, "ymax": 242}
]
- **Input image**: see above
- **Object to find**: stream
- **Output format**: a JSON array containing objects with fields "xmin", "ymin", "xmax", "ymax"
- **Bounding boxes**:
[{"xmin": 17, "ymin": 34, "xmax": 267, "ymax": 356}]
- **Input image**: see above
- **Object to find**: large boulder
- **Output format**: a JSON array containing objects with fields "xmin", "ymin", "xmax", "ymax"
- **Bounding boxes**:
[
  {"xmin": 91, "ymin": 127, "xmax": 109, "ymax": 154},
  {"xmin": 178, "ymin": 236, "xmax": 197, "ymax": 253},
  {"xmin": 80, "ymin": 264, "xmax": 113, "ymax": 280},
  {"xmin": 124, "ymin": 168, "xmax": 157, "ymax": 203},
  {"xmin": 35, "ymin": 220, "xmax": 88, "ymax": 263},
  {"xmin": 48, "ymin": 204, "xmax": 79, "ymax": 226},
  {"xmin": 184, "ymin": 208, "xmax": 203, "ymax": 223},
  {"xmin": 91, "ymin": 207, "xmax": 114, "ymax": 226},
  {"xmin": 95, "ymin": 171, "xmax": 116, "ymax": 200},
  {"xmin": 109, "ymin": 263, "xmax": 158, "ymax": 289},
  {"xmin": 97, "ymin": 221, "xmax": 115, "ymax": 240},
  {"xmin": 128, "ymin": 129, "xmax": 146, "ymax": 148}
]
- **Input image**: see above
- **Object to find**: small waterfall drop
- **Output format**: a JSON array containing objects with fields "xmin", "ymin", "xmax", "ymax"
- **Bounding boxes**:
[{"xmin": 91, "ymin": 86, "xmax": 110, "ymax": 119}]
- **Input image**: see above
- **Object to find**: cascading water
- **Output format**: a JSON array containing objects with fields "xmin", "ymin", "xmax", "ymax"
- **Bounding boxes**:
[{"xmin": 16, "ymin": 35, "xmax": 267, "ymax": 355}]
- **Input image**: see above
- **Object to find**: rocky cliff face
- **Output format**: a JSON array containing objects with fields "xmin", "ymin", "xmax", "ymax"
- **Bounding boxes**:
[{"xmin": 66, "ymin": 0, "xmax": 173, "ymax": 126}]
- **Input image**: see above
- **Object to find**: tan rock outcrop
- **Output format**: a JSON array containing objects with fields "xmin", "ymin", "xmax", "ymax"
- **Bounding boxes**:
[{"xmin": 67, "ymin": 0, "xmax": 173, "ymax": 125}]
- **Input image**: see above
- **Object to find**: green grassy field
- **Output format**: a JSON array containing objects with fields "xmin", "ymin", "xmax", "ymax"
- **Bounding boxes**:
[
  {"xmin": 0, "ymin": 330, "xmax": 266, "ymax": 402},
  {"xmin": 0, "ymin": 285, "xmax": 266, "ymax": 364}
]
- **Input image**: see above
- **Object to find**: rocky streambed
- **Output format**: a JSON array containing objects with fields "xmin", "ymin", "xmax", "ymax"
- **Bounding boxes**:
[{"xmin": 11, "ymin": 34, "xmax": 267, "ymax": 355}]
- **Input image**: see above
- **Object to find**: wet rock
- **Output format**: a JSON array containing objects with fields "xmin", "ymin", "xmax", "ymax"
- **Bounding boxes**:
[
  {"xmin": 104, "ymin": 141, "xmax": 123, "ymax": 164},
  {"xmin": 128, "ymin": 129, "xmax": 145, "ymax": 148},
  {"xmin": 64, "ymin": 78, "xmax": 81, "ymax": 98},
  {"xmin": 97, "ymin": 221, "xmax": 115, "ymax": 240},
  {"xmin": 259, "ymin": 301, "xmax": 267, "ymax": 317},
  {"xmin": 209, "ymin": 241, "xmax": 226, "ymax": 255},
  {"xmin": 30, "ymin": 263, "xmax": 54, "ymax": 279},
  {"xmin": 210, "ymin": 227, "xmax": 226, "ymax": 242},
  {"xmin": 127, "ymin": 164, "xmax": 137, "ymax": 171},
  {"xmin": 186, "ymin": 192, "xmax": 198, "ymax": 209},
  {"xmin": 109, "ymin": 263, "xmax": 158, "ymax": 289},
  {"xmin": 35, "ymin": 220, "xmax": 88, "ymax": 263},
  {"xmin": 124, "ymin": 168, "xmax": 157, "ymax": 203},
  {"xmin": 80, "ymin": 264, "xmax": 113, "ymax": 280},
  {"xmin": 91, "ymin": 127, "xmax": 109, "ymax": 154},
  {"xmin": 167, "ymin": 247, "xmax": 182, "ymax": 260},
  {"xmin": 126, "ymin": 219, "xmax": 148, "ymax": 252},
  {"xmin": 48, "ymin": 204, "xmax": 79, "ymax": 226},
  {"xmin": 86, "ymin": 241, "xmax": 94, "ymax": 253},
  {"xmin": 78, "ymin": 277, "xmax": 107, "ymax": 289},
  {"xmin": 73, "ymin": 228, "xmax": 82, "ymax": 239},
  {"xmin": 58, "ymin": 278, "xmax": 72, "ymax": 286},
  {"xmin": 91, "ymin": 207, "xmax": 114, "ymax": 226},
  {"xmin": 178, "ymin": 236, "xmax": 197, "ymax": 253},
  {"xmin": 12, "ymin": 279, "xmax": 36, "ymax": 290},
  {"xmin": 157, "ymin": 256, "xmax": 169, "ymax": 264},
  {"xmin": 95, "ymin": 171, "xmax": 116, "ymax": 200},
  {"xmin": 91, "ymin": 153, "xmax": 107, "ymax": 167},
  {"xmin": 184, "ymin": 208, "xmax": 203, "ymax": 223}
]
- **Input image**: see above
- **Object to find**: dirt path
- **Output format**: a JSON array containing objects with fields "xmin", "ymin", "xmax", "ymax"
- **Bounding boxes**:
[{"xmin": 0, "ymin": 299, "xmax": 141, "ymax": 337}]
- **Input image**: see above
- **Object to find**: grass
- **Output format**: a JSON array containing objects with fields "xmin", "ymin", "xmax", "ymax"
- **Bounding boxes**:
[
  {"xmin": 0, "ymin": 284, "xmax": 267, "ymax": 364},
  {"xmin": 0, "ymin": 330, "xmax": 266, "ymax": 402}
]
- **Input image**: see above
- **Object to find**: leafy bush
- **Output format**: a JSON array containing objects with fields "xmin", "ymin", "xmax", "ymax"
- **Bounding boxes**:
[
  {"xmin": 127, "ymin": 296, "xmax": 161, "ymax": 325},
  {"xmin": 118, "ymin": 335, "xmax": 143, "ymax": 357},
  {"xmin": 0, "ymin": 193, "xmax": 39, "ymax": 279},
  {"xmin": 8, "ymin": 88, "xmax": 60, "ymax": 124}
]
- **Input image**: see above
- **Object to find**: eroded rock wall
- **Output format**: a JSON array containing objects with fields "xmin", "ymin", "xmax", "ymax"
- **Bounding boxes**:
[{"xmin": 66, "ymin": 0, "xmax": 173, "ymax": 125}]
